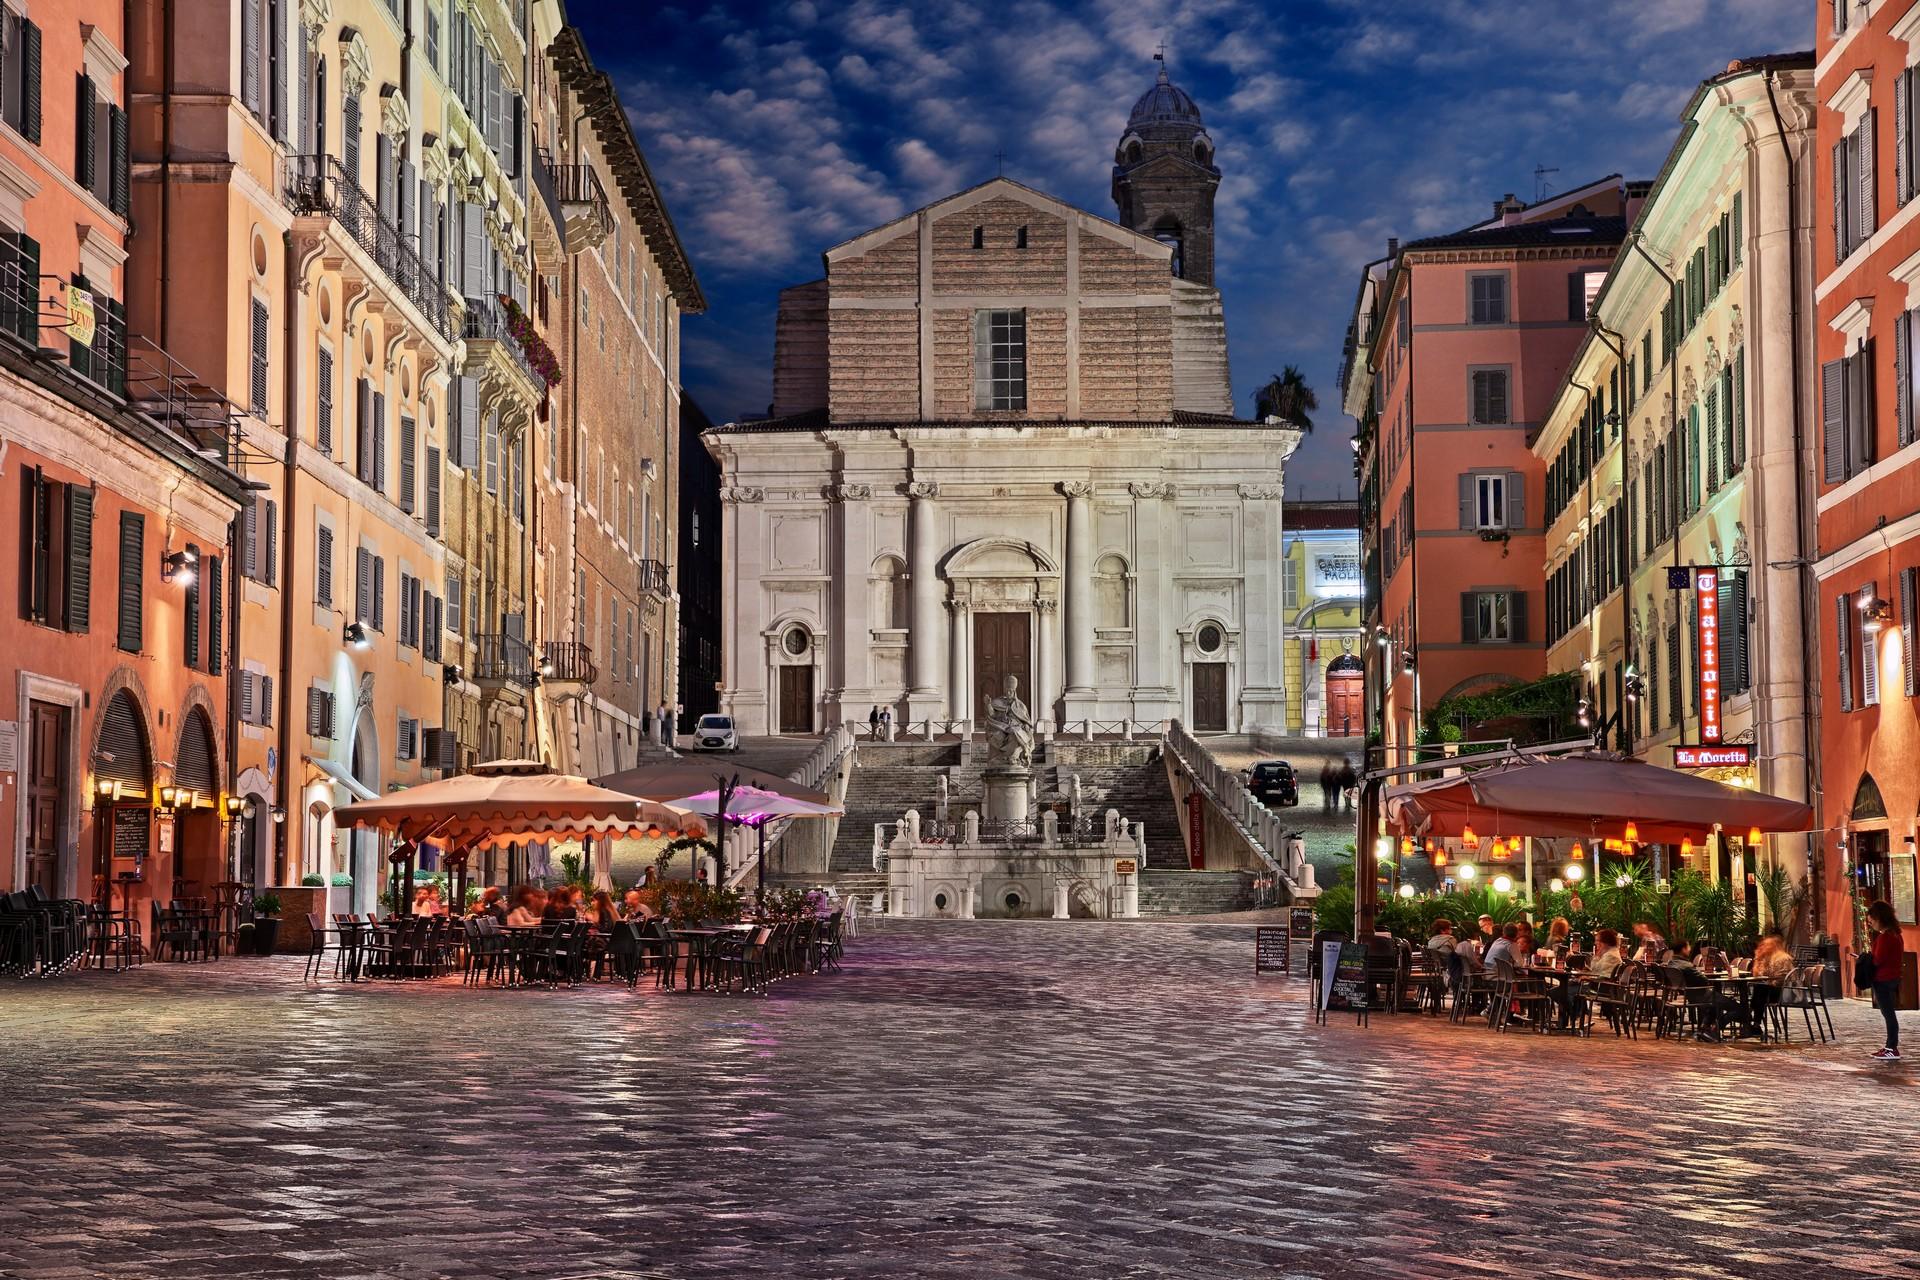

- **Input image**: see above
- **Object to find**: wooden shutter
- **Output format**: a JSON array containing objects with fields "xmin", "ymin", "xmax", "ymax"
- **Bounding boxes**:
[
  {"xmin": 373, "ymin": 391, "xmax": 388, "ymax": 494},
  {"xmin": 372, "ymin": 555, "xmax": 385, "ymax": 631},
  {"xmin": 355, "ymin": 545, "xmax": 371, "ymax": 622},
  {"xmin": 399, "ymin": 155, "xmax": 416, "ymax": 244},
  {"xmin": 1834, "ymin": 139, "xmax": 1849, "ymax": 264},
  {"xmin": 1836, "ymin": 594, "xmax": 1855, "ymax": 711},
  {"xmin": 183, "ymin": 544, "xmax": 201, "ymax": 668},
  {"xmin": 1823, "ymin": 357, "xmax": 1846, "ymax": 484},
  {"xmin": 316, "ymin": 347, "xmax": 334, "ymax": 453},
  {"xmin": 1901, "ymin": 312, "xmax": 1913, "ymax": 450},
  {"xmin": 355, "ymin": 378, "xmax": 372, "ymax": 482},
  {"xmin": 1853, "ymin": 340, "xmax": 1877, "ymax": 474},
  {"xmin": 264, "ymin": 500, "xmax": 278, "ymax": 585},
  {"xmin": 241, "ymin": 0, "xmax": 263, "ymax": 115},
  {"xmin": 1508, "ymin": 591, "xmax": 1528, "ymax": 643},
  {"xmin": 1458, "ymin": 472, "xmax": 1474, "ymax": 528},
  {"xmin": 399, "ymin": 414, "xmax": 416, "ymax": 512},
  {"xmin": 343, "ymin": 95, "xmax": 361, "ymax": 189},
  {"xmin": 241, "ymin": 500, "xmax": 259, "ymax": 580},
  {"xmin": 63, "ymin": 485, "xmax": 93, "ymax": 633},
  {"xmin": 1505, "ymin": 472, "xmax": 1524, "ymax": 529},
  {"xmin": 1904, "ymin": 567, "xmax": 1918, "ymax": 697},
  {"xmin": 1460, "ymin": 592, "xmax": 1477, "ymax": 643},
  {"xmin": 376, "ymin": 132, "xmax": 395, "ymax": 224},
  {"xmin": 269, "ymin": 0, "xmax": 288, "ymax": 142},
  {"xmin": 239, "ymin": 670, "xmax": 256, "ymax": 726},
  {"xmin": 308, "ymin": 686, "xmax": 329, "ymax": 738},
  {"xmin": 109, "ymin": 106, "xmax": 129, "ymax": 215},
  {"xmin": 461, "ymin": 377, "xmax": 480, "ymax": 473},
  {"xmin": 250, "ymin": 298, "xmax": 269, "ymax": 414},
  {"xmin": 1731, "ymin": 192, "xmax": 1742, "ymax": 266},
  {"xmin": 462, "ymin": 201, "xmax": 485, "ymax": 299},
  {"xmin": 425, "ymin": 444, "xmax": 441, "ymax": 535},
  {"xmin": 75, "ymin": 74, "xmax": 95, "ymax": 189},
  {"xmin": 316, "ymin": 523, "xmax": 333, "ymax": 606},
  {"xmin": 21, "ymin": 20, "xmax": 40, "ymax": 144},
  {"xmin": 1860, "ymin": 110, "xmax": 1878, "ymax": 240},
  {"xmin": 116, "ymin": 511, "xmax": 142, "ymax": 651},
  {"xmin": 206, "ymin": 555, "xmax": 223, "ymax": 674},
  {"xmin": 1706, "ymin": 389, "xmax": 1721, "ymax": 493},
  {"xmin": 1863, "ymin": 582, "xmax": 1881, "ymax": 706},
  {"xmin": 1900, "ymin": 70, "xmax": 1912, "ymax": 206}
]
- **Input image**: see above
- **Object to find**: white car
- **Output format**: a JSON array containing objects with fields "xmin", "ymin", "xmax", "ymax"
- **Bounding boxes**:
[{"xmin": 692, "ymin": 714, "xmax": 739, "ymax": 752}]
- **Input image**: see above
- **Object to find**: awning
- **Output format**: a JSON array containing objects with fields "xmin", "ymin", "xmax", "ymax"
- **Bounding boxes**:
[
  {"xmin": 334, "ymin": 759, "xmax": 698, "ymax": 851},
  {"xmin": 1382, "ymin": 751, "xmax": 1813, "ymax": 844},
  {"xmin": 306, "ymin": 755, "xmax": 378, "ymax": 803}
]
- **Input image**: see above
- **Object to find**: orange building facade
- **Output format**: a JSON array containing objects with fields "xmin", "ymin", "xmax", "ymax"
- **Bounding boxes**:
[
  {"xmin": 1814, "ymin": 0, "xmax": 1920, "ymax": 963},
  {"xmin": 1350, "ymin": 179, "xmax": 1632, "ymax": 762},
  {"xmin": 1, "ymin": 2, "xmax": 249, "ymax": 922}
]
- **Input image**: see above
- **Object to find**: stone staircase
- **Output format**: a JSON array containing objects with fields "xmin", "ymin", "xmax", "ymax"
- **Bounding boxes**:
[
  {"xmin": 1137, "ymin": 869, "xmax": 1257, "ymax": 915},
  {"xmin": 1043, "ymin": 748, "xmax": 1188, "ymax": 870},
  {"xmin": 827, "ymin": 743, "xmax": 982, "ymax": 875}
]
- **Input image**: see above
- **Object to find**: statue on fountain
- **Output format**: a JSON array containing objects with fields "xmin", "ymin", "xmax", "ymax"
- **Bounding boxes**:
[{"xmin": 984, "ymin": 676, "xmax": 1035, "ymax": 768}]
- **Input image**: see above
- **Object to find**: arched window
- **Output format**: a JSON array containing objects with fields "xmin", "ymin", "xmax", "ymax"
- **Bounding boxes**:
[
  {"xmin": 174, "ymin": 707, "xmax": 219, "ymax": 799},
  {"xmin": 871, "ymin": 555, "xmax": 908, "ymax": 630},
  {"xmin": 1153, "ymin": 215, "xmax": 1184, "ymax": 278},
  {"xmin": 1124, "ymin": 141, "xmax": 1142, "ymax": 165},
  {"xmin": 95, "ymin": 689, "xmax": 152, "ymax": 799},
  {"xmin": 1193, "ymin": 139, "xmax": 1212, "ymax": 165},
  {"xmin": 1094, "ymin": 554, "xmax": 1129, "ymax": 629},
  {"xmin": 1852, "ymin": 773, "xmax": 1888, "ymax": 821}
]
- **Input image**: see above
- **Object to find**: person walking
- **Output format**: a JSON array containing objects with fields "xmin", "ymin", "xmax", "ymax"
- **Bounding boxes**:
[
  {"xmin": 1336, "ymin": 758, "xmax": 1358, "ymax": 813},
  {"xmin": 869, "ymin": 705, "xmax": 881, "ymax": 738},
  {"xmin": 880, "ymin": 707, "xmax": 893, "ymax": 741},
  {"xmin": 1319, "ymin": 760, "xmax": 1337, "ymax": 814},
  {"xmin": 661, "ymin": 703, "xmax": 676, "ymax": 753},
  {"xmin": 1866, "ymin": 900, "xmax": 1906, "ymax": 1061}
]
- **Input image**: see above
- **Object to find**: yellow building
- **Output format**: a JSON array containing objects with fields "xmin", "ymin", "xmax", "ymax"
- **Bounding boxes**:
[{"xmin": 1280, "ymin": 502, "xmax": 1363, "ymax": 737}]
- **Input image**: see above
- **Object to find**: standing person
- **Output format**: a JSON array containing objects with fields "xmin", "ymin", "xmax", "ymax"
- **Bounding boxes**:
[
  {"xmin": 1319, "ymin": 760, "xmax": 1337, "ymax": 814},
  {"xmin": 880, "ymin": 707, "xmax": 893, "ymax": 741},
  {"xmin": 1866, "ymin": 901, "xmax": 1906, "ymax": 1061},
  {"xmin": 868, "ymin": 705, "xmax": 881, "ymax": 737},
  {"xmin": 657, "ymin": 702, "xmax": 673, "ymax": 751},
  {"xmin": 1336, "ymin": 758, "xmax": 1358, "ymax": 813}
]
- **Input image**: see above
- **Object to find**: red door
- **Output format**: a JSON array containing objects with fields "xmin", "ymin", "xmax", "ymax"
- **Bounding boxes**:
[
  {"xmin": 26, "ymin": 702, "xmax": 69, "ymax": 896},
  {"xmin": 1325, "ymin": 671, "xmax": 1363, "ymax": 737}
]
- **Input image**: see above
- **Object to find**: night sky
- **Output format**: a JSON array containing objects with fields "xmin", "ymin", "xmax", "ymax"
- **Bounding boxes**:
[{"xmin": 569, "ymin": 0, "xmax": 1807, "ymax": 497}]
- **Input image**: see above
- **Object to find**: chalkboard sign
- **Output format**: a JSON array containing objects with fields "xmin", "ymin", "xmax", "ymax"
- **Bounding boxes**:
[
  {"xmin": 112, "ymin": 805, "xmax": 150, "ymax": 863},
  {"xmin": 1289, "ymin": 906, "xmax": 1315, "ymax": 939},
  {"xmin": 1314, "ymin": 941, "xmax": 1371, "ymax": 1025},
  {"xmin": 1254, "ymin": 926, "xmax": 1291, "ymax": 974}
]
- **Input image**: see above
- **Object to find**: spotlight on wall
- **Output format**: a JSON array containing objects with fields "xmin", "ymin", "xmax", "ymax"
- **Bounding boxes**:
[
  {"xmin": 161, "ymin": 548, "xmax": 198, "ymax": 587},
  {"xmin": 1401, "ymin": 650, "xmax": 1416, "ymax": 675},
  {"xmin": 443, "ymin": 663, "xmax": 464, "ymax": 685},
  {"xmin": 1862, "ymin": 596, "xmax": 1893, "ymax": 633},
  {"xmin": 343, "ymin": 621, "xmax": 372, "ymax": 651}
]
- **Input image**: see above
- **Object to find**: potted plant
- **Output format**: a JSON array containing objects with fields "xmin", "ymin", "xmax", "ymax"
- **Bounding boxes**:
[{"xmin": 252, "ymin": 893, "xmax": 283, "ymax": 955}]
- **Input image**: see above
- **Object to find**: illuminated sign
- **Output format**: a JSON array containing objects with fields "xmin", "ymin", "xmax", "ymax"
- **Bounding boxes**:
[
  {"xmin": 1672, "ymin": 745, "xmax": 1751, "ymax": 769},
  {"xmin": 1695, "ymin": 568, "xmax": 1721, "ymax": 743}
]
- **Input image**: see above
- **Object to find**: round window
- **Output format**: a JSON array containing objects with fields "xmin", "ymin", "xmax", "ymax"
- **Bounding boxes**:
[
  {"xmin": 1196, "ymin": 623, "xmax": 1224, "ymax": 654},
  {"xmin": 783, "ymin": 627, "xmax": 810, "ymax": 657},
  {"xmin": 1004, "ymin": 891, "xmax": 1023, "ymax": 912},
  {"xmin": 933, "ymin": 892, "xmax": 950, "ymax": 911}
]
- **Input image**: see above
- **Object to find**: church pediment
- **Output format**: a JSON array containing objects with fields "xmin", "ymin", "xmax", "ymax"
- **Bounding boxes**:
[
  {"xmin": 943, "ymin": 537, "xmax": 1059, "ymax": 578},
  {"xmin": 824, "ymin": 177, "xmax": 1160, "ymax": 263},
  {"xmin": 1119, "ymin": 152, "xmax": 1219, "ymax": 183}
]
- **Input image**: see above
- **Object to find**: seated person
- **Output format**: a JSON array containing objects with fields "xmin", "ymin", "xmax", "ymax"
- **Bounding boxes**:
[
  {"xmin": 621, "ymin": 889, "xmax": 657, "ymax": 922},
  {"xmin": 1630, "ymin": 922, "xmax": 1670, "ymax": 964},
  {"xmin": 505, "ymin": 888, "xmax": 546, "ymax": 928},
  {"xmin": 1587, "ymin": 928, "xmax": 1626, "ymax": 979},
  {"xmin": 472, "ymin": 886, "xmax": 508, "ymax": 923},
  {"xmin": 1752, "ymin": 932, "xmax": 1795, "ymax": 979},
  {"xmin": 1425, "ymin": 918, "xmax": 1458, "ymax": 957},
  {"xmin": 1483, "ymin": 922, "xmax": 1519, "ymax": 970},
  {"xmin": 410, "ymin": 886, "xmax": 437, "ymax": 918}
]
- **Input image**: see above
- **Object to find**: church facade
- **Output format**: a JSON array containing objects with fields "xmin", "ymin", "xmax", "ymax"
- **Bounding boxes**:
[{"xmin": 706, "ymin": 73, "xmax": 1300, "ymax": 736}]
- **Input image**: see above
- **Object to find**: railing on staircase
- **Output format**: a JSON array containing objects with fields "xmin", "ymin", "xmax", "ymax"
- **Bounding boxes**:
[
  {"xmin": 727, "ymin": 724, "xmax": 855, "ymax": 893},
  {"xmin": 1162, "ymin": 720, "xmax": 1317, "ymax": 896}
]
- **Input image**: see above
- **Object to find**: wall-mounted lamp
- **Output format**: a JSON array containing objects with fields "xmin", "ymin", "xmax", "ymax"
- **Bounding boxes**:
[
  {"xmin": 157, "ymin": 785, "xmax": 179, "ymax": 810},
  {"xmin": 443, "ymin": 663, "xmax": 464, "ymax": 685},
  {"xmin": 344, "ymin": 621, "xmax": 372, "ymax": 650},
  {"xmin": 1400, "ymin": 650, "xmax": 1416, "ymax": 675},
  {"xmin": 223, "ymin": 795, "xmax": 247, "ymax": 818},
  {"xmin": 1862, "ymin": 596, "xmax": 1893, "ymax": 633},
  {"xmin": 162, "ymin": 548, "xmax": 198, "ymax": 587},
  {"xmin": 270, "ymin": 805, "xmax": 287, "ymax": 825},
  {"xmin": 95, "ymin": 778, "xmax": 120, "ymax": 803}
]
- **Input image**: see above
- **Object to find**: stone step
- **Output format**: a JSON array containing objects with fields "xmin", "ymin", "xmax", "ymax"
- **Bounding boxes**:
[{"xmin": 1137, "ymin": 870, "xmax": 1258, "ymax": 915}]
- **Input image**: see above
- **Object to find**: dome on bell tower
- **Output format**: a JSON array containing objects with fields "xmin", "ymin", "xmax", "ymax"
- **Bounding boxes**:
[{"xmin": 1112, "ymin": 60, "xmax": 1221, "ymax": 288}]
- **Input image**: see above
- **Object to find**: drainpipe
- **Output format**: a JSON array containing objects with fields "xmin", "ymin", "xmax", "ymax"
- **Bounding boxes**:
[
  {"xmin": 1764, "ymin": 70, "xmax": 1822, "ymax": 935},
  {"xmin": 1591, "ymin": 322, "xmax": 1634, "ymax": 755},
  {"xmin": 275, "ymin": 231, "xmax": 302, "ymax": 884},
  {"xmin": 1629, "ymin": 233, "xmax": 1685, "ymax": 741},
  {"xmin": 1568, "ymin": 377, "xmax": 1596, "ymax": 712}
]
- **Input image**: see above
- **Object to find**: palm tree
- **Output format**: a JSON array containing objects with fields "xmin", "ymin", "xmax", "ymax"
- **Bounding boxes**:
[{"xmin": 1255, "ymin": 366, "xmax": 1318, "ymax": 431}]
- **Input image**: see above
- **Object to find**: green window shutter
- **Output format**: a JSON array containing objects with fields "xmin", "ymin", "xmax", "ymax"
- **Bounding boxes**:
[
  {"xmin": 109, "ymin": 106, "xmax": 129, "ymax": 216},
  {"xmin": 1731, "ymin": 192, "xmax": 1742, "ymax": 266},
  {"xmin": 14, "ymin": 233, "xmax": 38, "ymax": 343},
  {"xmin": 21, "ymin": 20, "xmax": 42, "ymax": 144},
  {"xmin": 75, "ymin": 74, "xmax": 95, "ymax": 189},
  {"xmin": 1836, "ymin": 594, "xmax": 1855, "ymax": 711},
  {"xmin": 116, "ymin": 512, "xmax": 143, "ymax": 651},
  {"xmin": 206, "ymin": 555, "xmax": 223, "ymax": 675},
  {"xmin": 183, "ymin": 543, "xmax": 201, "ymax": 668},
  {"xmin": 62, "ymin": 484, "xmax": 92, "ymax": 632}
]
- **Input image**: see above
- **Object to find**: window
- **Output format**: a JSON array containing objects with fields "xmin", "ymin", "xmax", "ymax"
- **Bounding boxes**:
[
  {"xmin": 399, "ymin": 572, "xmax": 419, "ymax": 649},
  {"xmin": 1469, "ymin": 368, "xmax": 1509, "ymax": 424},
  {"xmin": 1720, "ymin": 571, "xmax": 1752, "ymax": 698},
  {"xmin": 316, "ymin": 347, "xmax": 334, "ymax": 454},
  {"xmin": 1468, "ymin": 273, "xmax": 1508, "ymax": 324},
  {"xmin": 315, "ymin": 521, "xmax": 334, "ymax": 607},
  {"xmin": 74, "ymin": 73, "xmax": 127, "ymax": 209},
  {"xmin": 1834, "ymin": 108, "xmax": 1876, "ymax": 264},
  {"xmin": 1862, "ymin": 589, "xmax": 1881, "ymax": 708},
  {"xmin": 1016, "ymin": 225, "xmax": 1028, "ymax": 249},
  {"xmin": 446, "ymin": 572, "xmax": 463, "ymax": 634},
  {"xmin": 1, "ymin": 13, "xmax": 43, "ymax": 143},
  {"xmin": 183, "ymin": 542, "xmax": 201, "ymax": 668},
  {"xmin": 425, "ymin": 444, "xmax": 441, "ymax": 536},
  {"xmin": 205, "ymin": 555, "xmax": 223, "ymax": 674},
  {"xmin": 398, "ymin": 414, "xmax": 416, "ymax": 513},
  {"xmin": 1461, "ymin": 590, "xmax": 1524, "ymax": 643},
  {"xmin": 238, "ymin": 670, "xmax": 274, "ymax": 727},
  {"xmin": 1822, "ymin": 341, "xmax": 1876, "ymax": 485},
  {"xmin": 972, "ymin": 309, "xmax": 1027, "ymax": 411},
  {"xmin": 1471, "ymin": 472, "xmax": 1509, "ymax": 530},
  {"xmin": 1567, "ymin": 269, "xmax": 1605, "ymax": 322},
  {"xmin": 307, "ymin": 685, "xmax": 334, "ymax": 739},
  {"xmin": 18, "ymin": 469, "xmax": 93, "ymax": 632},
  {"xmin": 397, "ymin": 712, "xmax": 418, "ymax": 761},
  {"xmin": 426, "ymin": 4, "xmax": 442, "ymax": 72},
  {"xmin": 971, "ymin": 225, "xmax": 983, "ymax": 249}
]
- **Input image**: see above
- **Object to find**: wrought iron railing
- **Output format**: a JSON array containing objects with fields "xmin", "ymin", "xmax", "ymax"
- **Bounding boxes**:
[
  {"xmin": 462, "ymin": 294, "xmax": 542, "ymax": 391},
  {"xmin": 283, "ymin": 154, "xmax": 457, "ymax": 343},
  {"xmin": 473, "ymin": 632, "xmax": 534, "ymax": 686},
  {"xmin": 530, "ymin": 147, "xmax": 565, "ymax": 241},
  {"xmin": 1162, "ymin": 720, "xmax": 1311, "ymax": 891},
  {"xmin": 549, "ymin": 161, "xmax": 613, "ymax": 237},
  {"xmin": 539, "ymin": 640, "xmax": 597, "ymax": 683},
  {"xmin": 638, "ymin": 558, "xmax": 669, "ymax": 596}
]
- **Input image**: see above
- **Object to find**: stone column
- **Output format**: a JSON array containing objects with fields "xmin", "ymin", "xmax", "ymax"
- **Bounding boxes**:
[
  {"xmin": 1129, "ymin": 482, "xmax": 1175, "ymax": 720},
  {"xmin": 720, "ymin": 484, "xmax": 768, "ymax": 731},
  {"xmin": 829, "ymin": 482, "xmax": 874, "ymax": 723},
  {"xmin": 1061, "ymin": 481, "xmax": 1095, "ymax": 722},
  {"xmin": 907, "ymin": 481, "xmax": 944, "ymax": 720},
  {"xmin": 1035, "ymin": 598, "xmax": 1058, "ymax": 734},
  {"xmin": 1237, "ymin": 483, "xmax": 1288, "ymax": 732},
  {"xmin": 947, "ymin": 596, "xmax": 970, "ymax": 726}
]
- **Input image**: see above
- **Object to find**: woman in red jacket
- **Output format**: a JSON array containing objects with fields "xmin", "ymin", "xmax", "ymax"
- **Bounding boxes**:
[{"xmin": 1867, "ymin": 900, "xmax": 1906, "ymax": 1061}]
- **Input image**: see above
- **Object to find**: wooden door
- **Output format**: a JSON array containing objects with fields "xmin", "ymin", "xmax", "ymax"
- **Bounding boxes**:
[
  {"xmin": 1192, "ymin": 663, "xmax": 1228, "ymax": 731},
  {"xmin": 26, "ymin": 702, "xmax": 68, "ymax": 896},
  {"xmin": 778, "ymin": 665, "xmax": 814, "ymax": 734},
  {"xmin": 973, "ymin": 612, "xmax": 1032, "ymax": 724},
  {"xmin": 1325, "ymin": 672, "xmax": 1363, "ymax": 737}
]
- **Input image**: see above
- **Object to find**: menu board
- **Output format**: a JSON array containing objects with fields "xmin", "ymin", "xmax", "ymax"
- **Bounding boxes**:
[
  {"xmin": 1254, "ymin": 926, "xmax": 1291, "ymax": 974},
  {"xmin": 1326, "ymin": 942, "xmax": 1371, "ymax": 1012},
  {"xmin": 1289, "ymin": 906, "xmax": 1315, "ymax": 939},
  {"xmin": 111, "ymin": 805, "xmax": 149, "ymax": 865},
  {"xmin": 1891, "ymin": 852, "xmax": 1918, "ymax": 926}
]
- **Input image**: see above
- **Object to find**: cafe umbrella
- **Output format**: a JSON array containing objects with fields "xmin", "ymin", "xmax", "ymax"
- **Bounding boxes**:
[
  {"xmin": 595, "ymin": 763, "xmax": 835, "ymax": 892},
  {"xmin": 661, "ymin": 786, "xmax": 844, "ymax": 902},
  {"xmin": 334, "ymin": 760, "xmax": 697, "ymax": 909}
]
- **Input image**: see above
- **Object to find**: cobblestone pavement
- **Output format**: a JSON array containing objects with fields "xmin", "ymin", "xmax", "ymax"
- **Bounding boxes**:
[{"xmin": 2, "ymin": 921, "xmax": 1917, "ymax": 1279}]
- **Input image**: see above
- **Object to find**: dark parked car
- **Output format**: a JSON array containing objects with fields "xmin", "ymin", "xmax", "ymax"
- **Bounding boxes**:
[{"xmin": 1246, "ymin": 760, "xmax": 1299, "ymax": 808}]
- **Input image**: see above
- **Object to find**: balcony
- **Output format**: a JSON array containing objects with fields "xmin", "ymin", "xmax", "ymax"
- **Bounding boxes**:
[
  {"xmin": 540, "ymin": 640, "xmax": 597, "ymax": 686},
  {"xmin": 462, "ymin": 294, "xmax": 546, "ymax": 400},
  {"xmin": 284, "ymin": 154, "xmax": 457, "ymax": 344},
  {"xmin": 548, "ymin": 161, "xmax": 613, "ymax": 252},
  {"xmin": 473, "ymin": 632, "xmax": 535, "ymax": 689},
  {"xmin": 638, "ymin": 558, "xmax": 669, "ymax": 597},
  {"xmin": 530, "ymin": 149, "xmax": 567, "ymax": 265}
]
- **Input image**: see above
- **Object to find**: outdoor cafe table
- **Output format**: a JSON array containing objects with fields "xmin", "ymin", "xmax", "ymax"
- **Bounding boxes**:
[
  {"xmin": 1699, "ymin": 971, "xmax": 1772, "ymax": 1038},
  {"xmin": 671, "ymin": 925, "xmax": 754, "ymax": 990},
  {"xmin": 1522, "ymin": 964, "xmax": 1585, "ymax": 1031}
]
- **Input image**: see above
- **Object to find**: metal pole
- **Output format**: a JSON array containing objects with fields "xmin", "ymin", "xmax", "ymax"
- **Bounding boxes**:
[{"xmin": 756, "ymin": 822, "xmax": 767, "ymax": 903}]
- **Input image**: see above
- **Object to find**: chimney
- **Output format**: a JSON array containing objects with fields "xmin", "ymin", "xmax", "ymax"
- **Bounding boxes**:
[
  {"xmin": 1386, "ymin": 237, "xmax": 1400, "ymax": 259},
  {"xmin": 1495, "ymin": 192, "xmax": 1527, "ymax": 224}
]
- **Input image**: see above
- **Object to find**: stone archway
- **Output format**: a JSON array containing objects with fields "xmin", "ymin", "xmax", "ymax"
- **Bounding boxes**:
[{"xmin": 942, "ymin": 538, "xmax": 1059, "ymax": 728}]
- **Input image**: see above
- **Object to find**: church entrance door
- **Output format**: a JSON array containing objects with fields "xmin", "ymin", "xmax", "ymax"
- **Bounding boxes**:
[
  {"xmin": 1192, "ymin": 663, "xmax": 1228, "ymax": 731},
  {"xmin": 778, "ymin": 666, "xmax": 815, "ymax": 734},
  {"xmin": 1325, "ymin": 660, "xmax": 1363, "ymax": 737},
  {"xmin": 973, "ymin": 613, "xmax": 1032, "ymax": 726}
]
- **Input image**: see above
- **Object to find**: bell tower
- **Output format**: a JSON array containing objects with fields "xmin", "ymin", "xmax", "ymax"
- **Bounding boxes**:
[{"xmin": 1111, "ymin": 58, "xmax": 1220, "ymax": 287}]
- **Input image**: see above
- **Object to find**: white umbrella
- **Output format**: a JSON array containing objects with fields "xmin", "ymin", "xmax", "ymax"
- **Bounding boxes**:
[
  {"xmin": 662, "ymin": 786, "xmax": 843, "ymax": 898},
  {"xmin": 591, "ymin": 834, "xmax": 615, "ymax": 892}
]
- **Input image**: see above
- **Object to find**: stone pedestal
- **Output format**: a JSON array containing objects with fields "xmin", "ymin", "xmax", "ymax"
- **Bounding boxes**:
[{"xmin": 981, "ymin": 766, "xmax": 1033, "ymax": 822}]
